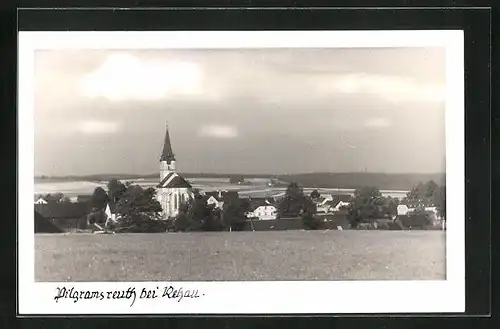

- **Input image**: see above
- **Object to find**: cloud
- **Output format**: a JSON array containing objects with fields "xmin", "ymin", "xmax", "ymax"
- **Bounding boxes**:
[
  {"xmin": 363, "ymin": 118, "xmax": 392, "ymax": 129},
  {"xmin": 77, "ymin": 120, "xmax": 120, "ymax": 134},
  {"xmin": 79, "ymin": 53, "xmax": 203, "ymax": 101},
  {"xmin": 198, "ymin": 124, "xmax": 239, "ymax": 139},
  {"xmin": 318, "ymin": 73, "xmax": 445, "ymax": 103}
]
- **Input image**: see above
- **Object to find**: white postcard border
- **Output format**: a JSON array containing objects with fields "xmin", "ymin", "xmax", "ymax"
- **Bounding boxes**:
[{"xmin": 18, "ymin": 30, "xmax": 465, "ymax": 314}]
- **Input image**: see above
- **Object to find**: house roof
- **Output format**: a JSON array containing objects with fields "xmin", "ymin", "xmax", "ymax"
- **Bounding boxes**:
[
  {"xmin": 35, "ymin": 194, "xmax": 64, "ymax": 203},
  {"xmin": 157, "ymin": 172, "xmax": 192, "ymax": 189},
  {"xmin": 160, "ymin": 123, "xmax": 176, "ymax": 163},
  {"xmin": 249, "ymin": 197, "xmax": 275, "ymax": 209},
  {"xmin": 249, "ymin": 203, "xmax": 277, "ymax": 211},
  {"xmin": 34, "ymin": 210, "xmax": 63, "ymax": 233},
  {"xmin": 106, "ymin": 201, "xmax": 117, "ymax": 213},
  {"xmin": 34, "ymin": 203, "xmax": 92, "ymax": 219},
  {"xmin": 205, "ymin": 191, "xmax": 228, "ymax": 201}
]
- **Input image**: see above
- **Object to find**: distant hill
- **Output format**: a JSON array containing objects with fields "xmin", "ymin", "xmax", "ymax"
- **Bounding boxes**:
[
  {"xmin": 34, "ymin": 172, "xmax": 274, "ymax": 183},
  {"xmin": 35, "ymin": 172, "xmax": 445, "ymax": 191},
  {"xmin": 276, "ymin": 173, "xmax": 445, "ymax": 191}
]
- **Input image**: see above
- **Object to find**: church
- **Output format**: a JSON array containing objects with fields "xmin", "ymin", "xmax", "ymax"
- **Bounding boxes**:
[{"xmin": 156, "ymin": 123, "xmax": 194, "ymax": 219}]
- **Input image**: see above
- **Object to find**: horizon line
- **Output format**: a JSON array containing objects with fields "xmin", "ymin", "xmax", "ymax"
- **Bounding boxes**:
[{"xmin": 34, "ymin": 171, "xmax": 446, "ymax": 178}]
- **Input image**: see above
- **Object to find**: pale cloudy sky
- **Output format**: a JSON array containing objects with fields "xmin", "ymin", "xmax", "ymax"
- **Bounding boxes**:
[{"xmin": 34, "ymin": 47, "xmax": 446, "ymax": 176}]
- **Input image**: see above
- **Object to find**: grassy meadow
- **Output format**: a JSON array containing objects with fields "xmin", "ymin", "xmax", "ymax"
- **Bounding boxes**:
[{"xmin": 35, "ymin": 230, "xmax": 445, "ymax": 281}]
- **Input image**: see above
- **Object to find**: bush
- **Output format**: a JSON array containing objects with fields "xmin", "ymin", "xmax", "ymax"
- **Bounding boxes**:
[
  {"xmin": 302, "ymin": 214, "xmax": 322, "ymax": 230},
  {"xmin": 174, "ymin": 212, "xmax": 192, "ymax": 232}
]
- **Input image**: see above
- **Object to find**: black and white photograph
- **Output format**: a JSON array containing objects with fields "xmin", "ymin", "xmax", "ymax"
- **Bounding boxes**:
[{"xmin": 18, "ymin": 30, "xmax": 465, "ymax": 314}]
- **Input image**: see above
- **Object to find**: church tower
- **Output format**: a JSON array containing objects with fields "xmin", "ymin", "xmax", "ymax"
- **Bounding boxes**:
[
  {"xmin": 156, "ymin": 122, "xmax": 193, "ymax": 219},
  {"xmin": 160, "ymin": 123, "xmax": 176, "ymax": 180}
]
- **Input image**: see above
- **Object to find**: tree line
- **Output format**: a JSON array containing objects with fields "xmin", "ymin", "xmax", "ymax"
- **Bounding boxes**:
[
  {"xmin": 345, "ymin": 180, "xmax": 446, "ymax": 228},
  {"xmin": 84, "ymin": 178, "xmax": 445, "ymax": 232}
]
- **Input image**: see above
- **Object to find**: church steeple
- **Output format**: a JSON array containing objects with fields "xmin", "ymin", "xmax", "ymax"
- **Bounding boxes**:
[
  {"xmin": 160, "ymin": 122, "xmax": 175, "ymax": 163},
  {"xmin": 160, "ymin": 122, "xmax": 176, "ymax": 181}
]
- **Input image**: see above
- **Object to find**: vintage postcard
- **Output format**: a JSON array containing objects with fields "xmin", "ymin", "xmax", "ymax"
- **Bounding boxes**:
[{"xmin": 18, "ymin": 30, "xmax": 464, "ymax": 314}]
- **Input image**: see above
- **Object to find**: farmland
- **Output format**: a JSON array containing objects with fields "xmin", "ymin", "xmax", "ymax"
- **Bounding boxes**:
[
  {"xmin": 35, "ymin": 230, "xmax": 445, "ymax": 281},
  {"xmin": 34, "ymin": 177, "xmax": 409, "ymax": 199}
]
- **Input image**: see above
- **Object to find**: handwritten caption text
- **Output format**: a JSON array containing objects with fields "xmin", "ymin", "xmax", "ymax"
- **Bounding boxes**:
[{"xmin": 54, "ymin": 286, "xmax": 204, "ymax": 307}]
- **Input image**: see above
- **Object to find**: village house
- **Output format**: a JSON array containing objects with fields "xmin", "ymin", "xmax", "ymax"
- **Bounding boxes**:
[
  {"xmin": 34, "ymin": 202, "xmax": 92, "ymax": 232},
  {"xmin": 104, "ymin": 201, "xmax": 119, "ymax": 223},
  {"xmin": 34, "ymin": 193, "xmax": 65, "ymax": 204},
  {"xmin": 34, "ymin": 197, "xmax": 48, "ymax": 204},
  {"xmin": 316, "ymin": 194, "xmax": 351, "ymax": 214},
  {"xmin": 245, "ymin": 197, "xmax": 277, "ymax": 220},
  {"xmin": 34, "ymin": 210, "xmax": 63, "ymax": 233},
  {"xmin": 205, "ymin": 190, "xmax": 228, "ymax": 209},
  {"xmin": 397, "ymin": 204, "xmax": 415, "ymax": 216},
  {"xmin": 397, "ymin": 204, "xmax": 441, "ymax": 219}
]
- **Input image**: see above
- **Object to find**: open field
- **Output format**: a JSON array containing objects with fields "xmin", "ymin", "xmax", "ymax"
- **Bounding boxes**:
[{"xmin": 35, "ymin": 230, "xmax": 445, "ymax": 281}]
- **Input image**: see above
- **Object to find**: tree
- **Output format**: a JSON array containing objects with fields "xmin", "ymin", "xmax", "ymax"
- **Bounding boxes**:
[
  {"xmin": 347, "ymin": 186, "xmax": 385, "ymax": 228},
  {"xmin": 405, "ymin": 180, "xmax": 439, "ymax": 206},
  {"xmin": 409, "ymin": 207, "xmax": 435, "ymax": 226},
  {"xmin": 174, "ymin": 197, "xmax": 196, "ymax": 232},
  {"xmin": 41, "ymin": 192, "xmax": 65, "ymax": 203},
  {"xmin": 86, "ymin": 209, "xmax": 106, "ymax": 227},
  {"xmin": 432, "ymin": 185, "xmax": 446, "ymax": 219},
  {"xmin": 110, "ymin": 185, "xmax": 164, "ymax": 233},
  {"xmin": 221, "ymin": 191, "xmax": 248, "ymax": 231},
  {"xmin": 173, "ymin": 193, "xmax": 220, "ymax": 232},
  {"xmin": 423, "ymin": 180, "xmax": 439, "ymax": 199},
  {"xmin": 107, "ymin": 179, "xmax": 126, "ymax": 204},
  {"xmin": 302, "ymin": 212, "xmax": 322, "ymax": 230},
  {"xmin": 91, "ymin": 187, "xmax": 109, "ymax": 210},
  {"xmin": 51, "ymin": 192, "xmax": 65, "ymax": 202},
  {"xmin": 385, "ymin": 196, "xmax": 400, "ymax": 218},
  {"xmin": 310, "ymin": 189, "xmax": 321, "ymax": 200},
  {"xmin": 278, "ymin": 182, "xmax": 316, "ymax": 218},
  {"xmin": 60, "ymin": 196, "xmax": 72, "ymax": 204},
  {"xmin": 191, "ymin": 194, "xmax": 219, "ymax": 231}
]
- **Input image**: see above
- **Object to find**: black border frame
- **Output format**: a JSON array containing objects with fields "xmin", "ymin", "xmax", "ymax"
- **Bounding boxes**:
[{"xmin": 6, "ymin": 5, "xmax": 492, "ymax": 327}]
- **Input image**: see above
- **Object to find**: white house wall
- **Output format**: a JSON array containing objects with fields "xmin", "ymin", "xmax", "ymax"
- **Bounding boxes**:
[{"xmin": 247, "ymin": 206, "xmax": 277, "ymax": 220}]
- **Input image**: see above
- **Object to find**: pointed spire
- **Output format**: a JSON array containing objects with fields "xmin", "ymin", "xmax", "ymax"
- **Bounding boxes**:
[{"xmin": 160, "ymin": 121, "xmax": 175, "ymax": 163}]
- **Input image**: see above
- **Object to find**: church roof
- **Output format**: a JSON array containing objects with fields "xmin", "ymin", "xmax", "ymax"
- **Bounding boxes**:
[
  {"xmin": 157, "ymin": 172, "xmax": 192, "ymax": 189},
  {"xmin": 160, "ymin": 123, "xmax": 176, "ymax": 163}
]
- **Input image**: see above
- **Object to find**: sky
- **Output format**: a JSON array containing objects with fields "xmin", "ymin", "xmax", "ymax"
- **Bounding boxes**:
[{"xmin": 34, "ymin": 47, "xmax": 446, "ymax": 176}]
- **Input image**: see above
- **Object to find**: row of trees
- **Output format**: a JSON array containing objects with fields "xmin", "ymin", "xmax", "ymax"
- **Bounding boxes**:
[
  {"xmin": 403, "ymin": 180, "xmax": 446, "ymax": 219},
  {"xmin": 88, "ymin": 179, "xmax": 164, "ymax": 232},
  {"xmin": 88, "ymin": 180, "xmax": 254, "ymax": 233},
  {"xmin": 346, "ymin": 181, "xmax": 446, "ymax": 228},
  {"xmin": 86, "ymin": 178, "xmax": 446, "ymax": 232},
  {"xmin": 88, "ymin": 179, "xmax": 322, "ymax": 232},
  {"xmin": 36, "ymin": 192, "xmax": 72, "ymax": 204},
  {"xmin": 174, "ymin": 191, "xmax": 251, "ymax": 232}
]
